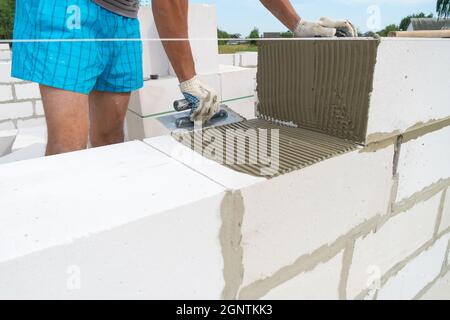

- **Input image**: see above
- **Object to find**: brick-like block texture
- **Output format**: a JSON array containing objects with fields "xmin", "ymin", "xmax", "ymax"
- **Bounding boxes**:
[
  {"xmin": 377, "ymin": 234, "xmax": 450, "ymax": 300},
  {"xmin": 439, "ymin": 188, "xmax": 450, "ymax": 234},
  {"xmin": 262, "ymin": 251, "xmax": 343, "ymax": 300},
  {"xmin": 0, "ymin": 102, "xmax": 33, "ymax": 121},
  {"xmin": 347, "ymin": 193, "xmax": 441, "ymax": 299},
  {"xmin": 240, "ymin": 146, "xmax": 395, "ymax": 287},
  {"xmin": 396, "ymin": 126, "xmax": 450, "ymax": 202}
]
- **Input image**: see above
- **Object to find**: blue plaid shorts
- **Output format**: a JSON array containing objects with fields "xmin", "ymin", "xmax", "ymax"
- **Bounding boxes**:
[{"xmin": 12, "ymin": 0, "xmax": 143, "ymax": 94}]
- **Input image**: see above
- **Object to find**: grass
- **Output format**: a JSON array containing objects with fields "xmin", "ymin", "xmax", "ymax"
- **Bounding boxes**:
[{"xmin": 219, "ymin": 44, "xmax": 258, "ymax": 54}]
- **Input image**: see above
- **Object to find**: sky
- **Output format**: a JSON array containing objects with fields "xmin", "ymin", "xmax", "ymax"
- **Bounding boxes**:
[{"xmin": 190, "ymin": 0, "xmax": 438, "ymax": 35}]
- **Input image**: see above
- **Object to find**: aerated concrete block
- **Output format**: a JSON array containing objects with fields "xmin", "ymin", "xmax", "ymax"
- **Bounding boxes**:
[
  {"xmin": 0, "ymin": 101, "xmax": 33, "ymax": 121},
  {"xmin": 377, "ymin": 234, "xmax": 450, "ymax": 300},
  {"xmin": 220, "ymin": 65, "xmax": 256, "ymax": 102},
  {"xmin": 238, "ymin": 52, "xmax": 258, "ymax": 67},
  {"xmin": 347, "ymin": 193, "xmax": 441, "ymax": 299},
  {"xmin": 396, "ymin": 126, "xmax": 450, "ymax": 202},
  {"xmin": 0, "ymin": 62, "xmax": 21, "ymax": 83},
  {"xmin": 0, "ymin": 84, "xmax": 13, "ymax": 102},
  {"xmin": 439, "ymin": 189, "xmax": 450, "ymax": 234},
  {"xmin": 239, "ymin": 146, "xmax": 395, "ymax": 287},
  {"xmin": 367, "ymin": 39, "xmax": 450, "ymax": 143},
  {"xmin": 0, "ymin": 141, "xmax": 227, "ymax": 299},
  {"xmin": 0, "ymin": 130, "xmax": 17, "ymax": 157},
  {"xmin": 420, "ymin": 270, "xmax": 450, "ymax": 300},
  {"xmin": 139, "ymin": 4, "xmax": 219, "ymax": 78},
  {"xmin": 261, "ymin": 251, "xmax": 343, "ymax": 300},
  {"xmin": 219, "ymin": 54, "xmax": 237, "ymax": 66}
]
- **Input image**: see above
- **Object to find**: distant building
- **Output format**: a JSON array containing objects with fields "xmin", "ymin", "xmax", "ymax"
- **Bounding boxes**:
[
  {"xmin": 407, "ymin": 18, "xmax": 450, "ymax": 31},
  {"xmin": 226, "ymin": 39, "xmax": 248, "ymax": 45},
  {"xmin": 263, "ymin": 32, "xmax": 281, "ymax": 39}
]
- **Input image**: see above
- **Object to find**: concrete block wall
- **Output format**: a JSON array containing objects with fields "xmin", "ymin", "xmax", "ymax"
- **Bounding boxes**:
[
  {"xmin": 1, "ymin": 37, "xmax": 449, "ymax": 299},
  {"xmin": 0, "ymin": 45, "xmax": 44, "ymax": 131}
]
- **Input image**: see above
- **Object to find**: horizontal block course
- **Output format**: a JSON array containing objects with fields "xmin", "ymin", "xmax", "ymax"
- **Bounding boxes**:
[
  {"xmin": 347, "ymin": 193, "xmax": 441, "ymax": 299},
  {"xmin": 377, "ymin": 234, "xmax": 450, "ymax": 300},
  {"xmin": 396, "ymin": 126, "xmax": 450, "ymax": 202}
]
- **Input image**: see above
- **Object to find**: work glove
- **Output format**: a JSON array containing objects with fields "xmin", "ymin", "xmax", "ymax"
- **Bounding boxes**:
[
  {"xmin": 319, "ymin": 17, "xmax": 358, "ymax": 37},
  {"xmin": 293, "ymin": 17, "xmax": 357, "ymax": 38},
  {"xmin": 180, "ymin": 76, "xmax": 220, "ymax": 124}
]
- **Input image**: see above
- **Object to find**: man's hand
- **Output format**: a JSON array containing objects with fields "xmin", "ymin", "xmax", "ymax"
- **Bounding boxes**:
[
  {"xmin": 319, "ymin": 17, "xmax": 358, "ymax": 37},
  {"xmin": 293, "ymin": 19, "xmax": 336, "ymax": 37},
  {"xmin": 293, "ymin": 17, "xmax": 357, "ymax": 38},
  {"xmin": 180, "ymin": 76, "xmax": 220, "ymax": 124}
]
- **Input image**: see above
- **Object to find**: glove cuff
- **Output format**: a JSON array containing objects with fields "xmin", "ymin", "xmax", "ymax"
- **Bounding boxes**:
[{"xmin": 180, "ymin": 75, "xmax": 200, "ymax": 93}]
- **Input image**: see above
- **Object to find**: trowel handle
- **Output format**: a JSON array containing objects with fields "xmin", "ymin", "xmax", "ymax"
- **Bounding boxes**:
[{"xmin": 173, "ymin": 99, "xmax": 192, "ymax": 112}]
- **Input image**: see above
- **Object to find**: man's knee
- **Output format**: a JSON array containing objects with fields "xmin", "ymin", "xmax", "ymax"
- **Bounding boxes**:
[
  {"xmin": 46, "ymin": 136, "xmax": 88, "ymax": 156},
  {"xmin": 90, "ymin": 124, "xmax": 125, "ymax": 148}
]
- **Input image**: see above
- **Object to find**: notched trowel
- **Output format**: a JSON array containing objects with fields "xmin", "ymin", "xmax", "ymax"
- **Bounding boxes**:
[{"xmin": 173, "ymin": 99, "xmax": 245, "ymax": 130}]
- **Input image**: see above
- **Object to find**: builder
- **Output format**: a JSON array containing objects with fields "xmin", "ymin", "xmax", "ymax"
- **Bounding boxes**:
[{"xmin": 12, "ymin": 0, "xmax": 356, "ymax": 156}]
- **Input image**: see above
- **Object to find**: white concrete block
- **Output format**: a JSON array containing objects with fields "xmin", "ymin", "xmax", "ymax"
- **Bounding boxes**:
[
  {"xmin": 220, "ymin": 65, "xmax": 256, "ymax": 102},
  {"xmin": 0, "ymin": 84, "xmax": 13, "ymax": 102},
  {"xmin": 377, "ymin": 234, "xmax": 450, "ymax": 300},
  {"xmin": 347, "ymin": 193, "xmax": 441, "ymax": 299},
  {"xmin": 238, "ymin": 52, "xmax": 258, "ymax": 67},
  {"xmin": 226, "ymin": 96, "xmax": 256, "ymax": 120},
  {"xmin": 219, "ymin": 54, "xmax": 237, "ymax": 66},
  {"xmin": 14, "ymin": 82, "xmax": 41, "ymax": 100},
  {"xmin": 439, "ymin": 189, "xmax": 450, "ymax": 234},
  {"xmin": 0, "ymin": 120, "xmax": 15, "ymax": 130},
  {"xmin": 0, "ymin": 141, "xmax": 227, "ymax": 299},
  {"xmin": 262, "ymin": 252, "xmax": 343, "ymax": 300},
  {"xmin": 139, "ymin": 5, "xmax": 219, "ymax": 78},
  {"xmin": 0, "ymin": 130, "xmax": 17, "ymax": 157},
  {"xmin": 420, "ymin": 270, "xmax": 450, "ymax": 300},
  {"xmin": 0, "ymin": 50, "xmax": 11, "ymax": 61},
  {"xmin": 0, "ymin": 44, "xmax": 9, "ymax": 50},
  {"xmin": 240, "ymin": 146, "xmax": 395, "ymax": 287},
  {"xmin": 16, "ymin": 117, "xmax": 46, "ymax": 129},
  {"xmin": 34, "ymin": 100, "xmax": 44, "ymax": 116},
  {"xmin": 396, "ymin": 126, "xmax": 450, "ymax": 202},
  {"xmin": 185, "ymin": 4, "xmax": 219, "ymax": 75},
  {"xmin": 12, "ymin": 126, "xmax": 47, "ymax": 151},
  {"xmin": 138, "ymin": 7, "xmax": 171, "ymax": 78},
  {"xmin": 0, "ymin": 101, "xmax": 33, "ymax": 120},
  {"xmin": 367, "ymin": 39, "xmax": 450, "ymax": 142},
  {"xmin": 0, "ymin": 62, "xmax": 21, "ymax": 83},
  {"xmin": 0, "ymin": 143, "xmax": 46, "ymax": 165},
  {"xmin": 145, "ymin": 135, "xmax": 266, "ymax": 190}
]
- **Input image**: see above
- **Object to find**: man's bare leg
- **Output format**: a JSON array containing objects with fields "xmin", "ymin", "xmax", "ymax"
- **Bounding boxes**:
[
  {"xmin": 152, "ymin": 0, "xmax": 196, "ymax": 82},
  {"xmin": 40, "ymin": 85, "xmax": 89, "ymax": 156},
  {"xmin": 89, "ymin": 90, "xmax": 130, "ymax": 148},
  {"xmin": 259, "ymin": 0, "xmax": 301, "ymax": 31}
]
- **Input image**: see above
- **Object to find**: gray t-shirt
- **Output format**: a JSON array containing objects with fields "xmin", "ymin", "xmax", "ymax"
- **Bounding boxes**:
[{"xmin": 94, "ymin": 0, "xmax": 139, "ymax": 18}]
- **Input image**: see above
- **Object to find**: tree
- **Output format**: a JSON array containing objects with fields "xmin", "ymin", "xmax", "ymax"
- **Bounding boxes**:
[
  {"xmin": 437, "ymin": 0, "xmax": 450, "ymax": 18},
  {"xmin": 377, "ymin": 24, "xmax": 400, "ymax": 37},
  {"xmin": 217, "ymin": 28, "xmax": 230, "ymax": 45},
  {"xmin": 399, "ymin": 12, "xmax": 433, "ymax": 31},
  {"xmin": 248, "ymin": 27, "xmax": 260, "ymax": 45},
  {"xmin": 0, "ymin": 0, "xmax": 15, "ymax": 41},
  {"xmin": 280, "ymin": 30, "xmax": 293, "ymax": 38}
]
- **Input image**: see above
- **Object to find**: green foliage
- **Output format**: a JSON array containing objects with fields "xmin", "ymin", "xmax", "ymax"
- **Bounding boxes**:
[
  {"xmin": 0, "ymin": 0, "xmax": 15, "ymax": 40},
  {"xmin": 399, "ymin": 12, "xmax": 433, "ymax": 31},
  {"xmin": 248, "ymin": 27, "xmax": 260, "ymax": 45},
  {"xmin": 437, "ymin": 0, "xmax": 450, "ymax": 18},
  {"xmin": 280, "ymin": 30, "xmax": 293, "ymax": 38},
  {"xmin": 377, "ymin": 24, "xmax": 400, "ymax": 37}
]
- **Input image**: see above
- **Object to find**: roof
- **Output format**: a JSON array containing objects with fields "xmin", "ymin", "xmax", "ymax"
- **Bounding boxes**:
[{"xmin": 409, "ymin": 18, "xmax": 450, "ymax": 31}]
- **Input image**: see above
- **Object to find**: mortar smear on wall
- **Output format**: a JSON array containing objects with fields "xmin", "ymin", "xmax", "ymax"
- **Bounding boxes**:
[
  {"xmin": 173, "ymin": 119, "xmax": 356, "ymax": 178},
  {"xmin": 257, "ymin": 39, "xmax": 379, "ymax": 144}
]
